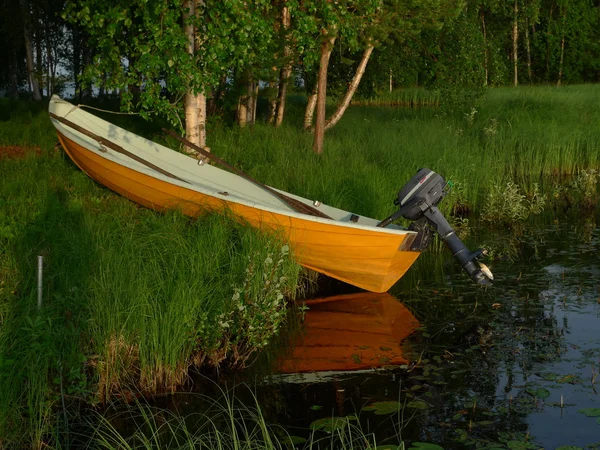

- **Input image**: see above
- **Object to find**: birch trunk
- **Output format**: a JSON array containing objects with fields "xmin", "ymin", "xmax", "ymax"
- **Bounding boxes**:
[
  {"xmin": 237, "ymin": 88, "xmax": 248, "ymax": 128},
  {"xmin": 9, "ymin": 48, "xmax": 19, "ymax": 98},
  {"xmin": 274, "ymin": 6, "xmax": 292, "ymax": 127},
  {"xmin": 194, "ymin": 0, "xmax": 208, "ymax": 149},
  {"xmin": 304, "ymin": 88, "xmax": 317, "ymax": 130},
  {"xmin": 196, "ymin": 93, "xmax": 207, "ymax": 147},
  {"xmin": 20, "ymin": 0, "xmax": 41, "ymax": 100},
  {"xmin": 512, "ymin": 0, "xmax": 519, "ymax": 87},
  {"xmin": 324, "ymin": 45, "xmax": 374, "ymax": 131},
  {"xmin": 389, "ymin": 69, "xmax": 393, "ymax": 93},
  {"xmin": 480, "ymin": 7, "xmax": 488, "ymax": 86},
  {"xmin": 313, "ymin": 31, "xmax": 336, "ymax": 154},
  {"xmin": 557, "ymin": 8, "xmax": 566, "ymax": 87},
  {"xmin": 183, "ymin": 0, "xmax": 200, "ymax": 149},
  {"xmin": 268, "ymin": 79, "xmax": 278, "ymax": 124},
  {"xmin": 545, "ymin": 2, "xmax": 554, "ymax": 81},
  {"xmin": 525, "ymin": 18, "xmax": 532, "ymax": 83}
]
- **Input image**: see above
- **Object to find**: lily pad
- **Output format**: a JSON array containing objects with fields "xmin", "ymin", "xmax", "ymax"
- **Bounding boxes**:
[
  {"xmin": 526, "ymin": 388, "xmax": 551, "ymax": 399},
  {"xmin": 362, "ymin": 401, "xmax": 401, "ymax": 415},
  {"xmin": 555, "ymin": 446, "xmax": 583, "ymax": 450},
  {"xmin": 375, "ymin": 446, "xmax": 401, "ymax": 450},
  {"xmin": 407, "ymin": 400, "xmax": 429, "ymax": 410},
  {"xmin": 578, "ymin": 408, "xmax": 600, "ymax": 417},
  {"xmin": 310, "ymin": 416, "xmax": 355, "ymax": 432},
  {"xmin": 507, "ymin": 441, "xmax": 537, "ymax": 449},
  {"xmin": 309, "ymin": 405, "xmax": 322, "ymax": 411},
  {"xmin": 284, "ymin": 435, "xmax": 307, "ymax": 445},
  {"xmin": 409, "ymin": 443, "xmax": 443, "ymax": 450}
]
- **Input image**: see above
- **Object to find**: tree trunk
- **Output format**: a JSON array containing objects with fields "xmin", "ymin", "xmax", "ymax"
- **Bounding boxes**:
[
  {"xmin": 81, "ymin": 43, "xmax": 93, "ymax": 100},
  {"xmin": 267, "ymin": 79, "xmax": 278, "ymax": 124},
  {"xmin": 557, "ymin": 8, "xmax": 566, "ymax": 87},
  {"xmin": 20, "ymin": 0, "xmax": 41, "ymax": 100},
  {"xmin": 545, "ymin": 2, "xmax": 554, "ymax": 81},
  {"xmin": 525, "ymin": 17, "xmax": 532, "ymax": 84},
  {"xmin": 512, "ymin": 0, "xmax": 519, "ymax": 87},
  {"xmin": 274, "ymin": 5, "xmax": 292, "ymax": 127},
  {"xmin": 246, "ymin": 81, "xmax": 258, "ymax": 126},
  {"xmin": 35, "ymin": 27, "xmax": 43, "ymax": 94},
  {"xmin": 46, "ymin": 22, "xmax": 53, "ymax": 96},
  {"xmin": 480, "ymin": 6, "xmax": 488, "ymax": 86},
  {"xmin": 237, "ymin": 87, "xmax": 248, "ymax": 128},
  {"xmin": 9, "ymin": 47, "xmax": 19, "ymax": 98},
  {"xmin": 324, "ymin": 45, "xmax": 374, "ymax": 131},
  {"xmin": 312, "ymin": 31, "xmax": 336, "ymax": 154},
  {"xmin": 304, "ymin": 87, "xmax": 317, "ymax": 130},
  {"xmin": 389, "ymin": 69, "xmax": 393, "ymax": 93},
  {"xmin": 183, "ymin": 0, "xmax": 200, "ymax": 149},
  {"xmin": 72, "ymin": 26, "xmax": 81, "ymax": 97},
  {"xmin": 197, "ymin": 93, "xmax": 207, "ymax": 147}
]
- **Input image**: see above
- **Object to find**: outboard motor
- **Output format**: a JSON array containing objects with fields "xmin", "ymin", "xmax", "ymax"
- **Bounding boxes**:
[{"xmin": 378, "ymin": 168, "xmax": 493, "ymax": 285}]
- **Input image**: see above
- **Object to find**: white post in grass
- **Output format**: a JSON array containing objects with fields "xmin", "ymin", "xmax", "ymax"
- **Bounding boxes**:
[{"xmin": 37, "ymin": 255, "xmax": 43, "ymax": 309}]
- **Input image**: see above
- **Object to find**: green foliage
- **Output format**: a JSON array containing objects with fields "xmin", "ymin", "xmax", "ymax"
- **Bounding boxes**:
[{"xmin": 481, "ymin": 182, "xmax": 546, "ymax": 225}]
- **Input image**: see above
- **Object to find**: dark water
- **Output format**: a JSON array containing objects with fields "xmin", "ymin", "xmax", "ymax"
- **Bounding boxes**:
[
  {"xmin": 248, "ymin": 218, "xmax": 600, "ymax": 449},
  {"xmin": 101, "ymin": 218, "xmax": 600, "ymax": 450}
]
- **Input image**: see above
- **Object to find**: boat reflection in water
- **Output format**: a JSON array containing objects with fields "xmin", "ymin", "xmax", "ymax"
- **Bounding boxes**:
[{"xmin": 278, "ymin": 292, "xmax": 419, "ymax": 373}]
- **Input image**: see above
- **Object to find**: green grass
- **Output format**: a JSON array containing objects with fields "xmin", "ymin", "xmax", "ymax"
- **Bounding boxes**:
[
  {"xmin": 88, "ymin": 386, "xmax": 394, "ymax": 450},
  {"xmin": 0, "ymin": 148, "xmax": 300, "ymax": 447},
  {"xmin": 353, "ymin": 86, "xmax": 441, "ymax": 107},
  {"xmin": 209, "ymin": 85, "xmax": 600, "ymax": 221}
]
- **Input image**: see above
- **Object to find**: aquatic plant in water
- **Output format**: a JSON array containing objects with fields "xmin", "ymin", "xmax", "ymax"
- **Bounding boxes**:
[{"xmin": 481, "ymin": 182, "xmax": 546, "ymax": 225}]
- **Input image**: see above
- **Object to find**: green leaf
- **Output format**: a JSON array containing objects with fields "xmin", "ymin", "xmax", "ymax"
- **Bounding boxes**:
[
  {"xmin": 310, "ymin": 417, "xmax": 350, "ymax": 432},
  {"xmin": 406, "ymin": 400, "xmax": 429, "ymax": 410},
  {"xmin": 285, "ymin": 436, "xmax": 307, "ymax": 445},
  {"xmin": 507, "ymin": 441, "xmax": 537, "ymax": 449},
  {"xmin": 310, "ymin": 405, "xmax": 322, "ymax": 411},
  {"xmin": 578, "ymin": 408, "xmax": 600, "ymax": 417},
  {"xmin": 525, "ymin": 388, "xmax": 550, "ymax": 399},
  {"xmin": 409, "ymin": 443, "xmax": 444, "ymax": 450},
  {"xmin": 362, "ymin": 401, "xmax": 401, "ymax": 415}
]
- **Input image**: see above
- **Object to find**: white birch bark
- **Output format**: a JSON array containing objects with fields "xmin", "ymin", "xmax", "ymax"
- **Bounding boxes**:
[
  {"xmin": 20, "ymin": 0, "xmax": 41, "ymax": 100},
  {"xmin": 324, "ymin": 45, "xmax": 374, "ymax": 131},
  {"xmin": 183, "ymin": 0, "xmax": 200, "ymax": 150},
  {"xmin": 313, "ymin": 31, "xmax": 336, "ymax": 154},
  {"xmin": 513, "ymin": 0, "xmax": 519, "ymax": 87}
]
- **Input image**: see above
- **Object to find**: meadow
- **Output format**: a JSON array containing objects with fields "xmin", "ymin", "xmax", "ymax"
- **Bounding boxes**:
[{"xmin": 0, "ymin": 85, "xmax": 599, "ymax": 448}]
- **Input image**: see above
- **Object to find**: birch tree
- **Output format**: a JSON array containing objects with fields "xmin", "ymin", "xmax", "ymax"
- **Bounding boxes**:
[{"xmin": 66, "ymin": 0, "xmax": 277, "ymax": 149}]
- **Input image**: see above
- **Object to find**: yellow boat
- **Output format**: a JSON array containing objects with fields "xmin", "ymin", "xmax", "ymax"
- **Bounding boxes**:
[{"xmin": 49, "ymin": 96, "xmax": 492, "ymax": 292}]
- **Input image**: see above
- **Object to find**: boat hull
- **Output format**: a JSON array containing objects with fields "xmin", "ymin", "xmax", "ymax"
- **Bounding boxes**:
[{"xmin": 56, "ymin": 132, "xmax": 420, "ymax": 292}]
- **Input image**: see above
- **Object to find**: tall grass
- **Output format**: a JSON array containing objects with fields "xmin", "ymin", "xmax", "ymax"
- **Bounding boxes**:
[
  {"xmin": 353, "ymin": 87, "xmax": 441, "ymax": 108},
  {"xmin": 209, "ymin": 85, "xmax": 600, "ymax": 218},
  {"xmin": 89, "ymin": 386, "xmax": 386, "ymax": 450},
  {"xmin": 0, "ymin": 149, "xmax": 299, "ymax": 447}
]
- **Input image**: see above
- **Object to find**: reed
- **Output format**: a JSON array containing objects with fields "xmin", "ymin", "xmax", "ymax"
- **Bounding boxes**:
[
  {"xmin": 88, "ymin": 386, "xmax": 383, "ymax": 450},
  {"xmin": 0, "ymin": 150, "xmax": 299, "ymax": 446}
]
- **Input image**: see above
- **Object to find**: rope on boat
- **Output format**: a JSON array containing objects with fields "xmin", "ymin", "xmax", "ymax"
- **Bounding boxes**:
[{"xmin": 49, "ymin": 112, "xmax": 190, "ymax": 184}]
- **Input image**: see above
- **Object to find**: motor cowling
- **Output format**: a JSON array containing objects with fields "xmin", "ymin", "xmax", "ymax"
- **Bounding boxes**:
[{"xmin": 378, "ymin": 168, "xmax": 493, "ymax": 285}]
